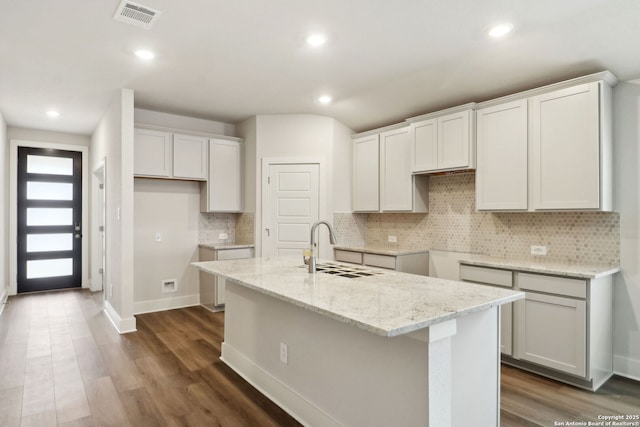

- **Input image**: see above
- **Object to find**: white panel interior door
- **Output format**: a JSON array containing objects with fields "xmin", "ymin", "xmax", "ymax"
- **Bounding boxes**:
[{"xmin": 263, "ymin": 164, "xmax": 320, "ymax": 257}]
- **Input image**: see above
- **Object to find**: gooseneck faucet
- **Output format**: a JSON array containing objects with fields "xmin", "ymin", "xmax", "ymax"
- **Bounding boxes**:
[{"xmin": 307, "ymin": 220, "xmax": 338, "ymax": 273}]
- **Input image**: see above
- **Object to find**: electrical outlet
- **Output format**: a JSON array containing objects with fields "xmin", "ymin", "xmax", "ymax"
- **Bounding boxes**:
[
  {"xmin": 387, "ymin": 235, "xmax": 398, "ymax": 243},
  {"xmin": 280, "ymin": 342, "xmax": 288, "ymax": 364},
  {"xmin": 530, "ymin": 245, "xmax": 548, "ymax": 256},
  {"xmin": 155, "ymin": 232, "xmax": 162, "ymax": 242},
  {"xmin": 219, "ymin": 232, "xmax": 228, "ymax": 240}
]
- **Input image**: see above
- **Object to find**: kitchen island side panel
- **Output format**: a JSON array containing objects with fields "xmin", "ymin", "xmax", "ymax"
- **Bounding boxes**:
[{"xmin": 221, "ymin": 281, "xmax": 500, "ymax": 427}]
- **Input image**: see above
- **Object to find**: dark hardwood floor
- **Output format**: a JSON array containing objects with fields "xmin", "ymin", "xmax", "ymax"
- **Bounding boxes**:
[{"xmin": 0, "ymin": 289, "xmax": 638, "ymax": 426}]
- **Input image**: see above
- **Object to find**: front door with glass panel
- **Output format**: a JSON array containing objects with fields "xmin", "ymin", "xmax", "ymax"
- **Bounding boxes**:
[{"xmin": 17, "ymin": 147, "xmax": 82, "ymax": 293}]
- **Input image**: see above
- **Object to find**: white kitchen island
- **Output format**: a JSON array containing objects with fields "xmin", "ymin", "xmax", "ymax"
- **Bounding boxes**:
[{"xmin": 193, "ymin": 256, "xmax": 524, "ymax": 427}]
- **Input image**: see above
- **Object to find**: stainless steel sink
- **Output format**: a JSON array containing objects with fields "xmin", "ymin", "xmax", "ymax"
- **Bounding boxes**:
[{"xmin": 300, "ymin": 262, "xmax": 384, "ymax": 279}]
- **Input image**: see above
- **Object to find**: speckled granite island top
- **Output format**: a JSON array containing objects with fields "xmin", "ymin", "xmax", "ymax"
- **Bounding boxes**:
[
  {"xmin": 192, "ymin": 256, "xmax": 523, "ymax": 337},
  {"xmin": 459, "ymin": 254, "xmax": 620, "ymax": 279}
]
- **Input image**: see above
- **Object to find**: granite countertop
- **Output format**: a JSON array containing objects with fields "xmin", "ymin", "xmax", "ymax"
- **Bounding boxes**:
[
  {"xmin": 192, "ymin": 256, "xmax": 523, "ymax": 337},
  {"xmin": 199, "ymin": 242, "xmax": 255, "ymax": 250},
  {"xmin": 333, "ymin": 245, "xmax": 429, "ymax": 256},
  {"xmin": 459, "ymin": 254, "xmax": 620, "ymax": 279}
]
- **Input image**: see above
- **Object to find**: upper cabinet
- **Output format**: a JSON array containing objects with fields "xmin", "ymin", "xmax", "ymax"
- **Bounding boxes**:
[
  {"xmin": 201, "ymin": 138, "xmax": 243, "ymax": 213},
  {"xmin": 134, "ymin": 125, "xmax": 244, "ymax": 213},
  {"xmin": 476, "ymin": 99, "xmax": 528, "ymax": 211},
  {"xmin": 380, "ymin": 127, "xmax": 415, "ymax": 211},
  {"xmin": 353, "ymin": 125, "xmax": 428, "ymax": 213},
  {"xmin": 409, "ymin": 105, "xmax": 476, "ymax": 174},
  {"xmin": 353, "ymin": 134, "xmax": 380, "ymax": 212},
  {"xmin": 134, "ymin": 128, "xmax": 172, "ymax": 177},
  {"xmin": 531, "ymin": 82, "xmax": 610, "ymax": 210},
  {"xmin": 475, "ymin": 72, "xmax": 615, "ymax": 212},
  {"xmin": 172, "ymin": 133, "xmax": 208, "ymax": 180},
  {"xmin": 134, "ymin": 128, "xmax": 207, "ymax": 181}
]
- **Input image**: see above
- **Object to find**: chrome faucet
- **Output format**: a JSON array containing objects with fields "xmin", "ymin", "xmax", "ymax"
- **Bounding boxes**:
[{"xmin": 306, "ymin": 220, "xmax": 338, "ymax": 273}]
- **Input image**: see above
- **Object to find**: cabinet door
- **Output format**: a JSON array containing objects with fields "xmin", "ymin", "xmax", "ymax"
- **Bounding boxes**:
[
  {"xmin": 353, "ymin": 135, "xmax": 380, "ymax": 212},
  {"xmin": 173, "ymin": 134, "xmax": 208, "ymax": 180},
  {"xmin": 476, "ymin": 100, "xmax": 528, "ymax": 210},
  {"xmin": 208, "ymin": 139, "xmax": 242, "ymax": 212},
  {"xmin": 515, "ymin": 293, "xmax": 587, "ymax": 377},
  {"xmin": 411, "ymin": 118, "xmax": 438, "ymax": 172},
  {"xmin": 438, "ymin": 110, "xmax": 472, "ymax": 170},
  {"xmin": 531, "ymin": 82, "xmax": 601, "ymax": 210},
  {"xmin": 380, "ymin": 127, "xmax": 412, "ymax": 211},
  {"xmin": 134, "ymin": 129, "xmax": 172, "ymax": 177}
]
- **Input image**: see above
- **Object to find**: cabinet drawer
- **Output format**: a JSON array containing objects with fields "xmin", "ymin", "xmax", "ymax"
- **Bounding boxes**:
[
  {"xmin": 517, "ymin": 273, "xmax": 586, "ymax": 298},
  {"xmin": 363, "ymin": 253, "xmax": 396, "ymax": 270},
  {"xmin": 460, "ymin": 264, "xmax": 513, "ymax": 288},
  {"xmin": 217, "ymin": 248, "xmax": 254, "ymax": 260},
  {"xmin": 334, "ymin": 250, "xmax": 363, "ymax": 264}
]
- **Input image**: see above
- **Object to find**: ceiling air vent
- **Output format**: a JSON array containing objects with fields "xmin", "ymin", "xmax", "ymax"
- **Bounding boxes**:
[{"xmin": 113, "ymin": 1, "xmax": 161, "ymax": 30}]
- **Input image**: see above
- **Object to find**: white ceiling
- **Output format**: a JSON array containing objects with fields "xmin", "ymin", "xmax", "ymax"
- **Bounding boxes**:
[{"xmin": 1, "ymin": 0, "xmax": 639, "ymax": 135}]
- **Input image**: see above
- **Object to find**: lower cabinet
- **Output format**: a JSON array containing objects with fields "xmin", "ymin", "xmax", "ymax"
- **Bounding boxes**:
[
  {"xmin": 515, "ymin": 292, "xmax": 586, "ymax": 377},
  {"xmin": 334, "ymin": 249, "xmax": 429, "ymax": 276},
  {"xmin": 199, "ymin": 246, "xmax": 254, "ymax": 311},
  {"xmin": 459, "ymin": 262, "xmax": 613, "ymax": 390}
]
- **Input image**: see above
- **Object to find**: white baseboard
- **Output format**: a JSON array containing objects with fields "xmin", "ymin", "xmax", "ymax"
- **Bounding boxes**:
[
  {"xmin": 614, "ymin": 354, "xmax": 640, "ymax": 382},
  {"xmin": 0, "ymin": 286, "xmax": 8, "ymax": 316},
  {"xmin": 221, "ymin": 342, "xmax": 342, "ymax": 427},
  {"xmin": 104, "ymin": 299, "xmax": 137, "ymax": 334},
  {"xmin": 133, "ymin": 294, "xmax": 200, "ymax": 315}
]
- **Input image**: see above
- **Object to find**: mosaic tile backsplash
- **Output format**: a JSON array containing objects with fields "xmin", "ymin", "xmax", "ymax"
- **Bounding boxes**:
[
  {"xmin": 366, "ymin": 173, "xmax": 620, "ymax": 266},
  {"xmin": 236, "ymin": 213, "xmax": 255, "ymax": 244},
  {"xmin": 333, "ymin": 212, "xmax": 367, "ymax": 247},
  {"xmin": 198, "ymin": 213, "xmax": 237, "ymax": 244}
]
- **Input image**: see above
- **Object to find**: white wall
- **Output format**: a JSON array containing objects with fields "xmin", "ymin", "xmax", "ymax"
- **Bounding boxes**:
[
  {"xmin": 237, "ymin": 114, "xmax": 353, "ymax": 258},
  {"xmin": 91, "ymin": 89, "xmax": 136, "ymax": 332},
  {"xmin": 613, "ymin": 80, "xmax": 640, "ymax": 380},
  {"xmin": 0, "ymin": 112, "xmax": 7, "ymax": 307},
  {"xmin": 7, "ymin": 127, "xmax": 91, "ymax": 146},
  {"xmin": 133, "ymin": 179, "xmax": 200, "ymax": 313},
  {"xmin": 134, "ymin": 108, "xmax": 236, "ymax": 136}
]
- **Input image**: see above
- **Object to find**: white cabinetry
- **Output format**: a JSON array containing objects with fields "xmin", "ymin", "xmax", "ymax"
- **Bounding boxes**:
[
  {"xmin": 475, "ymin": 100, "xmax": 528, "ymax": 210},
  {"xmin": 475, "ymin": 72, "xmax": 615, "ymax": 212},
  {"xmin": 459, "ymin": 262, "xmax": 614, "ymax": 390},
  {"xmin": 409, "ymin": 105, "xmax": 476, "ymax": 173},
  {"xmin": 199, "ymin": 246, "xmax": 254, "ymax": 311},
  {"xmin": 381, "ymin": 127, "xmax": 415, "ymax": 211},
  {"xmin": 516, "ymin": 291, "xmax": 587, "ymax": 376},
  {"xmin": 201, "ymin": 138, "xmax": 243, "ymax": 213},
  {"xmin": 134, "ymin": 128, "xmax": 208, "ymax": 181},
  {"xmin": 352, "ymin": 134, "xmax": 380, "ymax": 212},
  {"xmin": 353, "ymin": 126, "xmax": 428, "ymax": 213},
  {"xmin": 334, "ymin": 249, "xmax": 429, "ymax": 276},
  {"xmin": 172, "ymin": 133, "xmax": 208, "ymax": 180},
  {"xmin": 531, "ymin": 82, "xmax": 611, "ymax": 210},
  {"xmin": 134, "ymin": 128, "xmax": 172, "ymax": 177}
]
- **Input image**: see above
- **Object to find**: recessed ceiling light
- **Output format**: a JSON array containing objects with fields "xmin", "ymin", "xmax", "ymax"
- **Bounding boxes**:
[
  {"xmin": 306, "ymin": 33, "xmax": 327, "ymax": 47},
  {"xmin": 46, "ymin": 111, "xmax": 60, "ymax": 118},
  {"xmin": 318, "ymin": 95, "xmax": 332, "ymax": 105},
  {"xmin": 488, "ymin": 23, "xmax": 513, "ymax": 38},
  {"xmin": 135, "ymin": 49, "xmax": 155, "ymax": 60}
]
